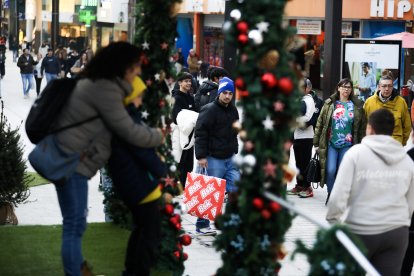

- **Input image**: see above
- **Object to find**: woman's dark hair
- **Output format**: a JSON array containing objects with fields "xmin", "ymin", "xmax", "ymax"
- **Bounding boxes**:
[
  {"xmin": 334, "ymin": 78, "xmax": 354, "ymax": 99},
  {"xmin": 81, "ymin": 42, "xmax": 141, "ymax": 80},
  {"xmin": 368, "ymin": 108, "xmax": 395, "ymax": 136},
  {"xmin": 210, "ymin": 67, "xmax": 229, "ymax": 81},
  {"xmin": 199, "ymin": 62, "xmax": 210, "ymax": 79}
]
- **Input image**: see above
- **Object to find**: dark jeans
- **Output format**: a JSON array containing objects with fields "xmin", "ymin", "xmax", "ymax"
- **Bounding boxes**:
[
  {"xmin": 124, "ymin": 199, "xmax": 161, "ymax": 276},
  {"xmin": 293, "ymin": 138, "xmax": 313, "ymax": 188},
  {"xmin": 358, "ymin": 227, "xmax": 408, "ymax": 276},
  {"xmin": 178, "ymin": 146, "xmax": 194, "ymax": 188},
  {"xmin": 35, "ymin": 76, "xmax": 42, "ymax": 96},
  {"xmin": 55, "ymin": 173, "xmax": 88, "ymax": 276},
  {"xmin": 401, "ymin": 216, "xmax": 414, "ymax": 276}
]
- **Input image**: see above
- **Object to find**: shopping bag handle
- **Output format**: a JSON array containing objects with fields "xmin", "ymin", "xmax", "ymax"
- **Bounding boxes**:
[
  {"xmin": 313, "ymin": 152, "xmax": 319, "ymax": 160},
  {"xmin": 196, "ymin": 166, "xmax": 208, "ymax": 176}
]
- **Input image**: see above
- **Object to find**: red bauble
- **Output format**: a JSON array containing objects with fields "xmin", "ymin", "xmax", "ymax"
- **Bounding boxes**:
[
  {"xmin": 236, "ymin": 21, "xmax": 249, "ymax": 33},
  {"xmin": 183, "ymin": 252, "xmax": 189, "ymax": 261},
  {"xmin": 159, "ymin": 99, "xmax": 166, "ymax": 108},
  {"xmin": 238, "ymin": 34, "xmax": 248, "ymax": 44},
  {"xmin": 278, "ymin": 77, "xmax": 294, "ymax": 95},
  {"xmin": 164, "ymin": 204, "xmax": 174, "ymax": 215},
  {"xmin": 180, "ymin": 234, "xmax": 192, "ymax": 246},
  {"xmin": 239, "ymin": 90, "xmax": 249, "ymax": 97},
  {"xmin": 261, "ymin": 73, "xmax": 278, "ymax": 88},
  {"xmin": 252, "ymin": 197, "xmax": 264, "ymax": 210},
  {"xmin": 169, "ymin": 217, "xmax": 179, "ymax": 226},
  {"xmin": 177, "ymin": 243, "xmax": 183, "ymax": 251},
  {"xmin": 261, "ymin": 209, "xmax": 272, "ymax": 220},
  {"xmin": 175, "ymin": 223, "xmax": 182, "ymax": 230},
  {"xmin": 235, "ymin": 78, "xmax": 245, "ymax": 89},
  {"xmin": 173, "ymin": 251, "xmax": 180, "ymax": 259},
  {"xmin": 269, "ymin": 202, "xmax": 282, "ymax": 213}
]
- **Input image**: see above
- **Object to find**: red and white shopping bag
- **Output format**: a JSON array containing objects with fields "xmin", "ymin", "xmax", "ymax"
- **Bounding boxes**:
[{"xmin": 183, "ymin": 170, "xmax": 226, "ymax": 221}]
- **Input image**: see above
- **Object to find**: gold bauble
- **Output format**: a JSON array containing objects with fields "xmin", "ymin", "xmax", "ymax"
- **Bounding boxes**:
[
  {"xmin": 257, "ymin": 50, "xmax": 280, "ymax": 70},
  {"xmin": 170, "ymin": 2, "xmax": 181, "ymax": 17},
  {"xmin": 164, "ymin": 193, "xmax": 173, "ymax": 203}
]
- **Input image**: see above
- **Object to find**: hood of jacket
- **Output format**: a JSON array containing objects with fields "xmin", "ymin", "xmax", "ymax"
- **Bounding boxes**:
[
  {"xmin": 362, "ymin": 135, "xmax": 407, "ymax": 165},
  {"xmin": 198, "ymin": 80, "xmax": 218, "ymax": 94},
  {"xmin": 374, "ymin": 88, "xmax": 399, "ymax": 101}
]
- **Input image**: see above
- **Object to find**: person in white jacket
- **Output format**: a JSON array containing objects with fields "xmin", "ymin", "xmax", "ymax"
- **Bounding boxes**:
[{"xmin": 326, "ymin": 108, "xmax": 414, "ymax": 276}]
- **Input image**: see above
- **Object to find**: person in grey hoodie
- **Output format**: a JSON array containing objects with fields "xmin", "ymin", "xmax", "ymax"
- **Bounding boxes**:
[
  {"xmin": 54, "ymin": 42, "xmax": 163, "ymax": 276},
  {"xmin": 326, "ymin": 108, "xmax": 414, "ymax": 276}
]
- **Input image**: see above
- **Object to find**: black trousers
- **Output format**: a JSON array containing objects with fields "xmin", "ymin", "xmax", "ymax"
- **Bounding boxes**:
[
  {"xmin": 358, "ymin": 227, "xmax": 408, "ymax": 276},
  {"xmin": 178, "ymin": 146, "xmax": 194, "ymax": 188},
  {"xmin": 293, "ymin": 138, "xmax": 313, "ymax": 188},
  {"xmin": 34, "ymin": 77, "xmax": 42, "ymax": 96},
  {"xmin": 124, "ymin": 199, "xmax": 161, "ymax": 276},
  {"xmin": 401, "ymin": 216, "xmax": 414, "ymax": 276}
]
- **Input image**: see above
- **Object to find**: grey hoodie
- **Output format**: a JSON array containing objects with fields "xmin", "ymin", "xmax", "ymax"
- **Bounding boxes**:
[{"xmin": 326, "ymin": 135, "xmax": 414, "ymax": 235}]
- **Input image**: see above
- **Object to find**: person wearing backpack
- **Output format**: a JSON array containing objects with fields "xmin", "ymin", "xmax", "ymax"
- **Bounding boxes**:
[
  {"xmin": 305, "ymin": 78, "xmax": 324, "ymax": 130},
  {"xmin": 17, "ymin": 48, "xmax": 36, "ymax": 98},
  {"xmin": 51, "ymin": 42, "xmax": 164, "ymax": 276},
  {"xmin": 287, "ymin": 78, "xmax": 316, "ymax": 198},
  {"xmin": 194, "ymin": 67, "xmax": 229, "ymax": 110}
]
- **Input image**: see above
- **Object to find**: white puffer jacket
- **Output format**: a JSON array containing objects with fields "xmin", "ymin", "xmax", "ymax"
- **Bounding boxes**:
[{"xmin": 171, "ymin": 109, "xmax": 199, "ymax": 162}]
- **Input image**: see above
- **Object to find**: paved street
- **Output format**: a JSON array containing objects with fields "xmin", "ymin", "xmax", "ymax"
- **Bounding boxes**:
[{"xmin": 2, "ymin": 50, "xmax": 412, "ymax": 276}]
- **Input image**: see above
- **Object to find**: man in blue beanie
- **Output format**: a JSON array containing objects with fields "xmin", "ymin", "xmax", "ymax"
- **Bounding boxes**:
[{"xmin": 194, "ymin": 77, "xmax": 240, "ymax": 235}]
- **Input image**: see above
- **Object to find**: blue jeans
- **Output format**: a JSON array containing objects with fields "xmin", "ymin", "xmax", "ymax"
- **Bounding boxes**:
[
  {"xmin": 56, "ymin": 173, "xmax": 88, "ymax": 276},
  {"xmin": 45, "ymin": 72, "xmax": 58, "ymax": 83},
  {"xmin": 21, "ymin": 73, "xmax": 33, "ymax": 95},
  {"xmin": 196, "ymin": 155, "xmax": 241, "ymax": 229},
  {"xmin": 326, "ymin": 144, "xmax": 350, "ymax": 193}
]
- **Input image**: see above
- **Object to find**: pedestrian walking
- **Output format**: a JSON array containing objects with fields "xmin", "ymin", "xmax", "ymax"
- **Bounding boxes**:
[
  {"xmin": 33, "ymin": 53, "xmax": 43, "ymax": 96},
  {"xmin": 17, "ymin": 48, "xmax": 35, "ymax": 99},
  {"xmin": 70, "ymin": 52, "xmax": 89, "ymax": 78},
  {"xmin": 194, "ymin": 77, "xmax": 240, "ymax": 235},
  {"xmin": 171, "ymin": 72, "xmax": 198, "ymax": 188},
  {"xmin": 187, "ymin": 49, "xmax": 199, "ymax": 79},
  {"xmin": 364, "ymin": 75, "xmax": 412, "ymax": 146},
  {"xmin": 108, "ymin": 76, "xmax": 166, "ymax": 276},
  {"xmin": 9, "ymin": 35, "xmax": 19, "ymax": 62},
  {"xmin": 41, "ymin": 48, "xmax": 60, "ymax": 83},
  {"xmin": 0, "ymin": 46, "xmax": 6, "ymax": 78},
  {"xmin": 313, "ymin": 78, "xmax": 366, "ymax": 204},
  {"xmin": 52, "ymin": 42, "xmax": 163, "ymax": 276},
  {"xmin": 326, "ymin": 109, "xmax": 414, "ymax": 276},
  {"xmin": 194, "ymin": 66, "xmax": 229, "ymax": 110},
  {"xmin": 287, "ymin": 78, "xmax": 315, "ymax": 198}
]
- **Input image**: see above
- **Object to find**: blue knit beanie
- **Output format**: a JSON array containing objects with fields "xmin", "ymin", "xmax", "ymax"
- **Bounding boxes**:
[{"xmin": 218, "ymin": 77, "xmax": 235, "ymax": 94}]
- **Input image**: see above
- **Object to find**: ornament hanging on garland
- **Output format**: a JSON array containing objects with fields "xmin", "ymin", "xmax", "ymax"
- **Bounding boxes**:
[
  {"xmin": 180, "ymin": 234, "xmax": 192, "ymax": 246},
  {"xmin": 252, "ymin": 197, "xmax": 264, "ymax": 210},
  {"xmin": 261, "ymin": 209, "xmax": 272, "ymax": 220},
  {"xmin": 258, "ymin": 50, "xmax": 280, "ymax": 70},
  {"xmin": 236, "ymin": 21, "xmax": 249, "ymax": 33},
  {"xmin": 235, "ymin": 78, "xmax": 245, "ymax": 90},
  {"xmin": 278, "ymin": 77, "xmax": 294, "ymax": 95},
  {"xmin": 238, "ymin": 34, "xmax": 249, "ymax": 45},
  {"xmin": 261, "ymin": 73, "xmax": 278, "ymax": 89},
  {"xmin": 248, "ymin": 30, "xmax": 263, "ymax": 45},
  {"xmin": 230, "ymin": 9, "xmax": 242, "ymax": 21}
]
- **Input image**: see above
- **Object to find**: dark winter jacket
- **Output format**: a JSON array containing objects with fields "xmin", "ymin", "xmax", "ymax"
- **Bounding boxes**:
[
  {"xmin": 17, "ymin": 54, "xmax": 35, "ymax": 74},
  {"xmin": 195, "ymin": 98, "xmax": 239, "ymax": 160},
  {"xmin": 108, "ymin": 105, "xmax": 167, "ymax": 206},
  {"xmin": 194, "ymin": 80, "xmax": 218, "ymax": 111},
  {"xmin": 171, "ymin": 89, "xmax": 197, "ymax": 124},
  {"xmin": 41, "ymin": 55, "xmax": 60, "ymax": 74}
]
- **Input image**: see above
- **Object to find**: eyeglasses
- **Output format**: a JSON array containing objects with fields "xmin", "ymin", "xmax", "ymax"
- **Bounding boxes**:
[
  {"xmin": 380, "ymin": 84, "xmax": 393, "ymax": 88},
  {"xmin": 341, "ymin": 86, "xmax": 352, "ymax": 89}
]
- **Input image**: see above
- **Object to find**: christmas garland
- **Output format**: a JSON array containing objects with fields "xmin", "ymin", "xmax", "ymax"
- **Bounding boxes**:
[{"xmin": 214, "ymin": 0, "xmax": 301, "ymax": 275}]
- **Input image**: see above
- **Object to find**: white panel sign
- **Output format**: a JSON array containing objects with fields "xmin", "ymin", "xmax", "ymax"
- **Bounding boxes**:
[{"xmin": 296, "ymin": 20, "xmax": 321, "ymax": 35}]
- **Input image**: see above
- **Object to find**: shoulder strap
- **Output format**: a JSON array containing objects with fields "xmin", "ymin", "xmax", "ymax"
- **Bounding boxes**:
[{"xmin": 50, "ymin": 115, "xmax": 100, "ymax": 134}]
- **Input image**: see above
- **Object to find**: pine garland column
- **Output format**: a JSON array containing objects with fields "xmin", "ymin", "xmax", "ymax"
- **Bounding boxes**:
[
  {"xmin": 214, "ymin": 1, "xmax": 301, "ymax": 275},
  {"xmin": 135, "ymin": 0, "xmax": 189, "ymax": 275}
]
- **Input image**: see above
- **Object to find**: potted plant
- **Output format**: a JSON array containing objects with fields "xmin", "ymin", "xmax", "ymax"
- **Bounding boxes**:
[{"xmin": 0, "ymin": 100, "xmax": 30, "ymax": 225}]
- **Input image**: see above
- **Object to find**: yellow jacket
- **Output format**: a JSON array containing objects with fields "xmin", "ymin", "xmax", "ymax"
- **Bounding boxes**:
[{"xmin": 364, "ymin": 91, "xmax": 411, "ymax": 145}]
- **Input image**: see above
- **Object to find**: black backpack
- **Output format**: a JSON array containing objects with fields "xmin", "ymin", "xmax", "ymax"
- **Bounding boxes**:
[
  {"xmin": 25, "ymin": 78, "xmax": 97, "ymax": 144},
  {"xmin": 301, "ymin": 93, "xmax": 324, "ymax": 129}
]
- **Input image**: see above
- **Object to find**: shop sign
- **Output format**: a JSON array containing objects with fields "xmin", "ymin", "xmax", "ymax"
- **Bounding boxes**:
[
  {"xmin": 296, "ymin": 20, "xmax": 321, "ymax": 35},
  {"xmin": 80, "ymin": 10, "xmax": 96, "ymax": 27},
  {"xmin": 207, "ymin": 0, "xmax": 225, "ymax": 13},
  {"xmin": 186, "ymin": 0, "xmax": 203, "ymax": 12},
  {"xmin": 82, "ymin": 0, "xmax": 98, "ymax": 7},
  {"xmin": 342, "ymin": 22, "xmax": 352, "ymax": 36},
  {"xmin": 371, "ymin": 0, "xmax": 414, "ymax": 18}
]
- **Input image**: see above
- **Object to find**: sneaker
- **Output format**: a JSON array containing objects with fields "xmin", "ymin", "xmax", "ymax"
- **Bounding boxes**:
[
  {"xmin": 287, "ymin": 185, "xmax": 304, "ymax": 195},
  {"xmin": 196, "ymin": 227, "xmax": 217, "ymax": 236},
  {"xmin": 298, "ymin": 187, "xmax": 314, "ymax": 198}
]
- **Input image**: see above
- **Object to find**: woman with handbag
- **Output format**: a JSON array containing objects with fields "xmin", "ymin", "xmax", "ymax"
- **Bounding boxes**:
[
  {"xmin": 313, "ymin": 78, "xmax": 366, "ymax": 204},
  {"xmin": 52, "ymin": 42, "xmax": 163, "ymax": 276}
]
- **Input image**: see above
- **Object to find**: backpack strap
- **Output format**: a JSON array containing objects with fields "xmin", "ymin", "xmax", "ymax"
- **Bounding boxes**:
[{"xmin": 50, "ymin": 115, "xmax": 100, "ymax": 134}]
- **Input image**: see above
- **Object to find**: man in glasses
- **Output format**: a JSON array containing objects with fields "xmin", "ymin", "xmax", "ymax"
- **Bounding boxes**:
[{"xmin": 364, "ymin": 75, "xmax": 411, "ymax": 146}]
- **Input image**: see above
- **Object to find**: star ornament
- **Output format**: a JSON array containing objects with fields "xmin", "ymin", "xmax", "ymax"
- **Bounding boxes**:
[
  {"xmin": 262, "ymin": 115, "xmax": 274, "ymax": 130},
  {"xmin": 141, "ymin": 110, "xmax": 149, "ymax": 119},
  {"xmin": 263, "ymin": 159, "xmax": 277, "ymax": 179},
  {"xmin": 161, "ymin": 42, "xmax": 169, "ymax": 50},
  {"xmin": 142, "ymin": 41, "xmax": 150, "ymax": 50},
  {"xmin": 154, "ymin": 73, "xmax": 160, "ymax": 81},
  {"xmin": 256, "ymin": 21, "xmax": 270, "ymax": 33},
  {"xmin": 163, "ymin": 176, "xmax": 175, "ymax": 187}
]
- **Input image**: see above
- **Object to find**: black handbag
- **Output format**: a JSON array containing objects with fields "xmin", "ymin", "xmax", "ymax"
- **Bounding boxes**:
[{"xmin": 306, "ymin": 152, "xmax": 321, "ymax": 186}]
